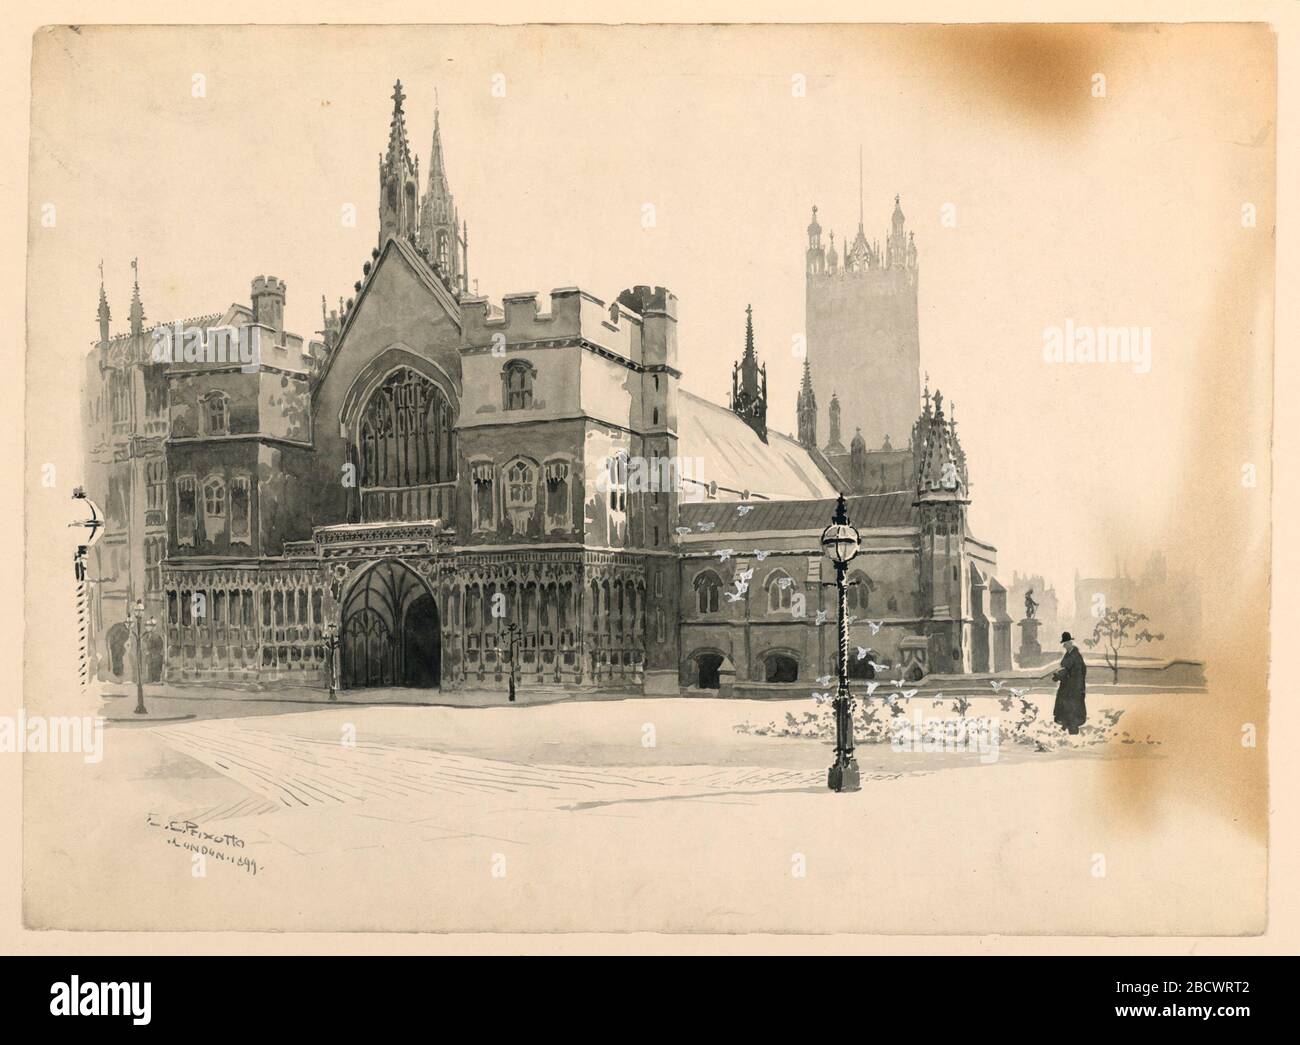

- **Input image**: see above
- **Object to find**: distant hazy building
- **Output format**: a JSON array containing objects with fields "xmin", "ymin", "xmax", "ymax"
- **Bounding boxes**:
[
  {"xmin": 1072, "ymin": 552, "xmax": 1201, "ymax": 656},
  {"xmin": 802, "ymin": 172, "xmax": 920, "ymax": 457}
]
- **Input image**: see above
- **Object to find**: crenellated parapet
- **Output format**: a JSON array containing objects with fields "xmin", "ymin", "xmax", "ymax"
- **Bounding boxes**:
[{"xmin": 461, "ymin": 287, "xmax": 648, "ymax": 363}]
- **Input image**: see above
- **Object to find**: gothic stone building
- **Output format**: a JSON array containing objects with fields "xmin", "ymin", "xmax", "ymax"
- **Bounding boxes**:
[{"xmin": 84, "ymin": 82, "xmax": 1010, "ymax": 696}]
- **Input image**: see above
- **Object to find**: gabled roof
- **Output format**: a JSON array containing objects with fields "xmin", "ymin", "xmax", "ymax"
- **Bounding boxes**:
[
  {"xmin": 676, "ymin": 390, "xmax": 837, "ymax": 502},
  {"xmin": 313, "ymin": 235, "xmax": 462, "ymax": 393},
  {"xmin": 678, "ymin": 489, "xmax": 916, "ymax": 536}
]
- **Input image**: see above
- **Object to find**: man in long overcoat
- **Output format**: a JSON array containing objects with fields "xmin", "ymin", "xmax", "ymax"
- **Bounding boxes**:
[{"xmin": 1052, "ymin": 631, "xmax": 1087, "ymax": 734}]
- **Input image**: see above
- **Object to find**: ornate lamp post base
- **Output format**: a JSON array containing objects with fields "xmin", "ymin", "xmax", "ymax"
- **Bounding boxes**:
[{"xmin": 827, "ymin": 758, "xmax": 861, "ymax": 793}]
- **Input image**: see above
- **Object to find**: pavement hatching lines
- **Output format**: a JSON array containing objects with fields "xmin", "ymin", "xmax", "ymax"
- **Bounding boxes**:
[{"xmin": 151, "ymin": 719, "xmax": 827, "ymax": 817}]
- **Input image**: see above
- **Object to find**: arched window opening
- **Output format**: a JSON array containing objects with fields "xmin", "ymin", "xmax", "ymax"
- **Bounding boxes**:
[
  {"xmin": 202, "ymin": 391, "xmax": 229, "ymax": 435},
  {"xmin": 503, "ymin": 360, "xmax": 535, "ymax": 410},
  {"xmin": 694, "ymin": 571, "xmax": 721, "ymax": 614},
  {"xmin": 766, "ymin": 571, "xmax": 794, "ymax": 613}
]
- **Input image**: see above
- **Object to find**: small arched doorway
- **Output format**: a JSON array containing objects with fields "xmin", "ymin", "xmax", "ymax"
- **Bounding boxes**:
[
  {"xmin": 697, "ymin": 653, "xmax": 724, "ymax": 690},
  {"xmin": 341, "ymin": 559, "xmax": 440, "ymax": 689}
]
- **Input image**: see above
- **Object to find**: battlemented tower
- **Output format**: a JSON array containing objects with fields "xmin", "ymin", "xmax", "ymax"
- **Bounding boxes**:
[{"xmin": 804, "ymin": 163, "xmax": 919, "ymax": 453}]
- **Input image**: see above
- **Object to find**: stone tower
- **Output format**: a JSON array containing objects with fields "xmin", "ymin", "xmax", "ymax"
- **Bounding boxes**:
[
  {"xmin": 730, "ymin": 304, "xmax": 768, "ymax": 443},
  {"xmin": 804, "ymin": 165, "xmax": 920, "ymax": 453},
  {"xmin": 378, "ymin": 80, "xmax": 420, "ymax": 249}
]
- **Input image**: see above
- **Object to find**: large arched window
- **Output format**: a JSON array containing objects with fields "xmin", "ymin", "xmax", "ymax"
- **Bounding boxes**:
[
  {"xmin": 694, "ymin": 570, "xmax": 721, "ymax": 614},
  {"xmin": 502, "ymin": 360, "xmax": 535, "ymax": 410},
  {"xmin": 358, "ymin": 368, "xmax": 455, "ymax": 488}
]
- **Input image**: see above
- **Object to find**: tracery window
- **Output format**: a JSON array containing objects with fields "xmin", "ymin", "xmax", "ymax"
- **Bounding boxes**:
[
  {"xmin": 502, "ymin": 360, "xmax": 535, "ymax": 410},
  {"xmin": 202, "ymin": 391, "xmax": 229, "ymax": 435},
  {"xmin": 202, "ymin": 476, "xmax": 226, "ymax": 537},
  {"xmin": 358, "ymin": 368, "xmax": 455, "ymax": 488},
  {"xmin": 694, "ymin": 570, "xmax": 721, "ymax": 614}
]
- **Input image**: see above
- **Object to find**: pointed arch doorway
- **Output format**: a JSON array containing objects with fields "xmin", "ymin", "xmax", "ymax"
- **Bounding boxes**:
[{"xmin": 340, "ymin": 559, "xmax": 441, "ymax": 689}]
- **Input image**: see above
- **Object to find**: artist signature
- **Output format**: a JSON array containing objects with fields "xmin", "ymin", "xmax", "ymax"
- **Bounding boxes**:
[{"xmin": 145, "ymin": 814, "xmax": 263, "ymax": 876}]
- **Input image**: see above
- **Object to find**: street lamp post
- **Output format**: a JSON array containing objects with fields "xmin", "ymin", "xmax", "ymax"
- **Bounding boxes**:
[
  {"xmin": 128, "ymin": 598, "xmax": 158, "ymax": 716},
  {"xmin": 505, "ymin": 622, "xmax": 520, "ymax": 703},
  {"xmin": 323, "ymin": 621, "xmax": 340, "ymax": 702},
  {"xmin": 821, "ymin": 493, "xmax": 862, "ymax": 793}
]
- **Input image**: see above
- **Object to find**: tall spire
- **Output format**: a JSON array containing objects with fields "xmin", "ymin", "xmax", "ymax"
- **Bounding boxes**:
[
  {"xmin": 128, "ymin": 257, "xmax": 145, "ymax": 337},
  {"xmin": 797, "ymin": 358, "xmax": 817, "ymax": 449},
  {"xmin": 418, "ymin": 90, "xmax": 464, "ymax": 287},
  {"xmin": 386, "ymin": 79, "xmax": 413, "ymax": 171},
  {"xmin": 96, "ymin": 260, "xmax": 111, "ymax": 343},
  {"xmin": 378, "ymin": 79, "xmax": 420, "ymax": 248},
  {"xmin": 428, "ymin": 105, "xmax": 447, "ymax": 194},
  {"xmin": 730, "ymin": 304, "xmax": 768, "ymax": 443}
]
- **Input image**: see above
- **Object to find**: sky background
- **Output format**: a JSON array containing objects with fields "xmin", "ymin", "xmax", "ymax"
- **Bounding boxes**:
[{"xmin": 27, "ymin": 23, "xmax": 1275, "ymax": 615}]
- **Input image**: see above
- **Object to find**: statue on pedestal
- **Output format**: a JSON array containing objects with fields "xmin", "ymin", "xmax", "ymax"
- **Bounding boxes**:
[{"xmin": 1024, "ymin": 588, "xmax": 1038, "ymax": 620}]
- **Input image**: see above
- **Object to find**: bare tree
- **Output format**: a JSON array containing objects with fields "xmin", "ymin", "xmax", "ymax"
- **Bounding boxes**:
[{"xmin": 1083, "ymin": 606, "xmax": 1164, "ymax": 684}]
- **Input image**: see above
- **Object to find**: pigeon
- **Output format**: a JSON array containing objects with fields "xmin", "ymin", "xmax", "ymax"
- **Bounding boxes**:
[
  {"xmin": 674, "ymin": 526, "xmax": 692, "ymax": 536},
  {"xmin": 1008, "ymin": 687, "xmax": 1029, "ymax": 698},
  {"xmin": 725, "ymin": 590, "xmax": 745, "ymax": 603},
  {"xmin": 998, "ymin": 696, "xmax": 1014, "ymax": 712},
  {"xmin": 736, "ymin": 567, "xmax": 754, "ymax": 582},
  {"xmin": 855, "ymin": 646, "xmax": 868, "ymax": 661},
  {"xmin": 754, "ymin": 549, "xmax": 771, "ymax": 560},
  {"xmin": 866, "ymin": 619, "xmax": 884, "ymax": 635},
  {"xmin": 989, "ymin": 680, "xmax": 1004, "ymax": 691},
  {"xmin": 868, "ymin": 660, "xmax": 890, "ymax": 673},
  {"xmin": 715, "ymin": 548, "xmax": 736, "ymax": 562},
  {"xmin": 815, "ymin": 610, "xmax": 827, "ymax": 625},
  {"xmin": 697, "ymin": 521, "xmax": 716, "ymax": 532},
  {"xmin": 900, "ymin": 689, "xmax": 917, "ymax": 700},
  {"xmin": 777, "ymin": 576, "xmax": 794, "ymax": 590},
  {"xmin": 816, "ymin": 674, "xmax": 834, "ymax": 687},
  {"xmin": 812, "ymin": 691, "xmax": 831, "ymax": 704},
  {"xmin": 737, "ymin": 505, "xmax": 754, "ymax": 516},
  {"xmin": 864, "ymin": 681, "xmax": 880, "ymax": 697}
]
